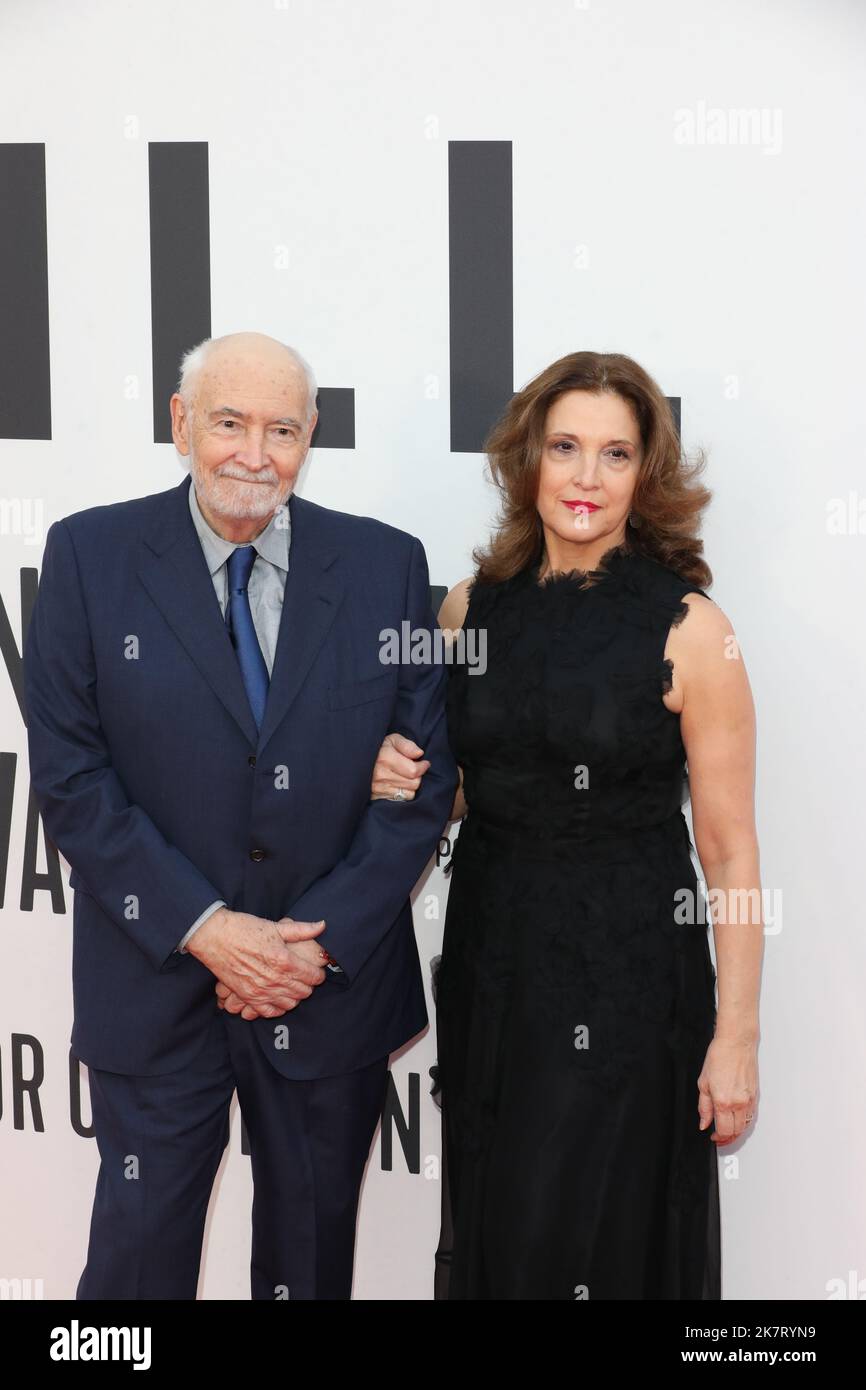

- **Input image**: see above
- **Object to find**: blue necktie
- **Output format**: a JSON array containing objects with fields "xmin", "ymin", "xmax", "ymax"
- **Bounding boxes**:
[{"xmin": 225, "ymin": 545, "xmax": 270, "ymax": 730}]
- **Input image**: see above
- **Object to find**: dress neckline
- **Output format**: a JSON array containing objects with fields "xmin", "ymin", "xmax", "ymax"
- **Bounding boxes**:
[{"xmin": 530, "ymin": 541, "xmax": 635, "ymax": 589}]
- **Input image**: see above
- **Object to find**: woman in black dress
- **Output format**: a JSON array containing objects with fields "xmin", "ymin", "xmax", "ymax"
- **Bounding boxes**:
[{"xmin": 371, "ymin": 351, "xmax": 762, "ymax": 1299}]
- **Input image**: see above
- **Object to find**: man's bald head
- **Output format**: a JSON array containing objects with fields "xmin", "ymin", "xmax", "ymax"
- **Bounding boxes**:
[
  {"xmin": 178, "ymin": 332, "xmax": 318, "ymax": 427},
  {"xmin": 169, "ymin": 331, "xmax": 319, "ymax": 543}
]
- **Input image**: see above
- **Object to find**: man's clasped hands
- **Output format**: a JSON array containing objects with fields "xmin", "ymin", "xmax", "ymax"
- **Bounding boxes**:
[{"xmin": 186, "ymin": 908, "xmax": 328, "ymax": 1021}]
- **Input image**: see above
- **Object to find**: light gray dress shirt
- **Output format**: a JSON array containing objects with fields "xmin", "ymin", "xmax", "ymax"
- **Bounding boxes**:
[{"xmin": 175, "ymin": 481, "xmax": 291, "ymax": 953}]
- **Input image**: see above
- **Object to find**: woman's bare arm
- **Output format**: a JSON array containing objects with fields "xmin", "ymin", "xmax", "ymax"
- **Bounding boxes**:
[
  {"xmin": 670, "ymin": 592, "xmax": 762, "ymax": 1144},
  {"xmin": 369, "ymin": 578, "xmax": 473, "ymax": 819},
  {"xmin": 674, "ymin": 594, "xmax": 763, "ymax": 1040},
  {"xmin": 437, "ymin": 579, "xmax": 472, "ymax": 820}
]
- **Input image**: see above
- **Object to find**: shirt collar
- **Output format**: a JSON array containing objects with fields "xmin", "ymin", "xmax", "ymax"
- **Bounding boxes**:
[{"xmin": 187, "ymin": 476, "xmax": 291, "ymax": 576}]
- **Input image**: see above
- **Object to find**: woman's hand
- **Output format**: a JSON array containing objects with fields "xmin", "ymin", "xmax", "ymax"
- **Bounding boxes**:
[
  {"xmin": 697, "ymin": 1036, "xmax": 759, "ymax": 1144},
  {"xmin": 370, "ymin": 732, "xmax": 430, "ymax": 801}
]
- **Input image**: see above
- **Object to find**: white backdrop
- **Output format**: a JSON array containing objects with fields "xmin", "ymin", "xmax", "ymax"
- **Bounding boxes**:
[{"xmin": 2, "ymin": 0, "xmax": 865, "ymax": 1301}]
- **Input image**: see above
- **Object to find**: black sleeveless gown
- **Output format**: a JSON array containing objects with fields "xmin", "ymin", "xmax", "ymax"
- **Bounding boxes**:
[{"xmin": 433, "ymin": 543, "xmax": 721, "ymax": 1300}]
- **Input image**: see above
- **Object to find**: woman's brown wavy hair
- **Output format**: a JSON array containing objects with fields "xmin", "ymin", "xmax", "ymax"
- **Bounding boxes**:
[{"xmin": 471, "ymin": 351, "xmax": 712, "ymax": 589}]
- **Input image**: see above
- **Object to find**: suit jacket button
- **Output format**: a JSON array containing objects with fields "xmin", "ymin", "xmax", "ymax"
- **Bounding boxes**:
[
  {"xmin": 248, "ymin": 755, "xmax": 257, "ymax": 767},
  {"xmin": 249, "ymin": 848, "xmax": 266, "ymax": 862}
]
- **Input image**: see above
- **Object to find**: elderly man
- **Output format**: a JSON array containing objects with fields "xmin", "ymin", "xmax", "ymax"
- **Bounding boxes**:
[{"xmin": 23, "ymin": 331, "xmax": 457, "ymax": 1299}]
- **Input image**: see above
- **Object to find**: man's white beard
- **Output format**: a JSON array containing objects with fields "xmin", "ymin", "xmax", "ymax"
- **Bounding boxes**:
[{"xmin": 188, "ymin": 449, "xmax": 294, "ymax": 522}]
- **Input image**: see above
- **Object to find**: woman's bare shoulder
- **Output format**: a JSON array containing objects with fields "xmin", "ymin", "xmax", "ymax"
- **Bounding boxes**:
[
  {"xmin": 437, "ymin": 577, "xmax": 474, "ymax": 632},
  {"xmin": 666, "ymin": 590, "xmax": 750, "ymax": 698},
  {"xmin": 675, "ymin": 591, "xmax": 735, "ymax": 648}
]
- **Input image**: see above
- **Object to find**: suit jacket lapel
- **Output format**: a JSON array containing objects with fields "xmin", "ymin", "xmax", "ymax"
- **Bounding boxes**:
[
  {"xmin": 137, "ymin": 477, "xmax": 344, "ymax": 753},
  {"xmin": 257, "ymin": 491, "xmax": 343, "ymax": 753},
  {"xmin": 137, "ymin": 476, "xmax": 259, "ymax": 744}
]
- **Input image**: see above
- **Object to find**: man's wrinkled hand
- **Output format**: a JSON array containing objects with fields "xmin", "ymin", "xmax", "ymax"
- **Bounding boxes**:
[
  {"xmin": 212, "ymin": 916, "xmax": 332, "ymax": 1020},
  {"xmin": 188, "ymin": 907, "xmax": 327, "ymax": 1018},
  {"xmin": 215, "ymin": 979, "xmax": 264, "ymax": 1020}
]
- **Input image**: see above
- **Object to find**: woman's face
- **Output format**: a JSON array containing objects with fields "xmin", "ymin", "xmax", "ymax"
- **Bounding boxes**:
[{"xmin": 535, "ymin": 389, "xmax": 643, "ymax": 561}]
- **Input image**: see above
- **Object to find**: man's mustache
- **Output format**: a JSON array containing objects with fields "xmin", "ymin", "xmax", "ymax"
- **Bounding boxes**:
[{"xmin": 215, "ymin": 470, "xmax": 279, "ymax": 485}]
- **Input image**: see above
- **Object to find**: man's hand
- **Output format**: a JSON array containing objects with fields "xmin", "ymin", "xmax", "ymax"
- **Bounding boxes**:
[{"xmin": 186, "ymin": 908, "xmax": 327, "ymax": 1019}]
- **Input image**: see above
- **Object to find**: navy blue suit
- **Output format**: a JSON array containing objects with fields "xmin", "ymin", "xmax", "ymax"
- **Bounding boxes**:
[{"xmin": 23, "ymin": 474, "xmax": 457, "ymax": 1297}]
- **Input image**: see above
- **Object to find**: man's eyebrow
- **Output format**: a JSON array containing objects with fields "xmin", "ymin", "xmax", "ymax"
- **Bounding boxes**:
[
  {"xmin": 548, "ymin": 432, "xmax": 637, "ymax": 446},
  {"xmin": 208, "ymin": 406, "xmax": 302, "ymax": 428}
]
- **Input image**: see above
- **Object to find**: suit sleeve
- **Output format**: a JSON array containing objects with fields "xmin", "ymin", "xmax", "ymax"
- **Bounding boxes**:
[
  {"xmin": 23, "ymin": 519, "xmax": 226, "ymax": 973},
  {"xmin": 177, "ymin": 900, "xmax": 227, "ymax": 953},
  {"xmin": 286, "ymin": 536, "xmax": 458, "ymax": 983}
]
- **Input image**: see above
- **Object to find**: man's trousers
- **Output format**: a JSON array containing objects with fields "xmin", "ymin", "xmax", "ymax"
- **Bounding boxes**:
[{"xmin": 76, "ymin": 1003, "xmax": 389, "ymax": 1300}]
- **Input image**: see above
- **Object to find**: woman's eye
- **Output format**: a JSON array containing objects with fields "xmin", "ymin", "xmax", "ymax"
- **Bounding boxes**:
[{"xmin": 549, "ymin": 441, "xmax": 630, "ymax": 459}]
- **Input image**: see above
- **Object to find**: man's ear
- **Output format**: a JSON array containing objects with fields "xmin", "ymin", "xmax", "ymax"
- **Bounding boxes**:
[
  {"xmin": 306, "ymin": 409, "xmax": 319, "ymax": 444},
  {"xmin": 169, "ymin": 392, "xmax": 190, "ymax": 456}
]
